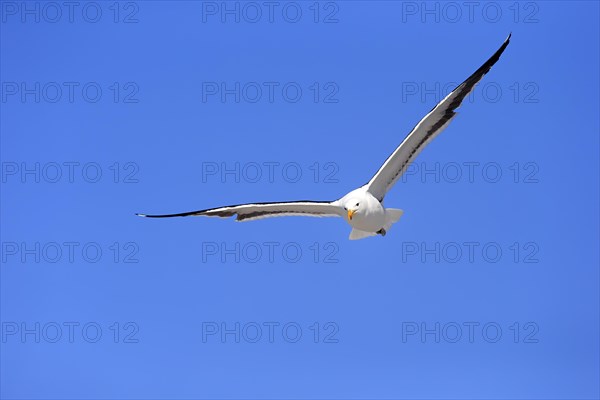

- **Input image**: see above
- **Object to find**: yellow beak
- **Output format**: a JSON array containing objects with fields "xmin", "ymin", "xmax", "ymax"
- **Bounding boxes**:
[{"xmin": 347, "ymin": 209, "xmax": 355, "ymax": 220}]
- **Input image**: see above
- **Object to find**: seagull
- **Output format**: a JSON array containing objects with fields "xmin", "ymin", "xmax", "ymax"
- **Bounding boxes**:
[{"xmin": 138, "ymin": 34, "xmax": 511, "ymax": 240}]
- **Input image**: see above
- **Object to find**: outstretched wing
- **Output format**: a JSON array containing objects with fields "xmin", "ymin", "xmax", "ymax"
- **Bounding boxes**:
[
  {"xmin": 137, "ymin": 200, "xmax": 344, "ymax": 222},
  {"xmin": 365, "ymin": 34, "xmax": 511, "ymax": 202}
]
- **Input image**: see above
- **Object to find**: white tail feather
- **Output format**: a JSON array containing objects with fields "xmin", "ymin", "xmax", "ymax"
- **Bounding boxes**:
[
  {"xmin": 349, "ymin": 229, "xmax": 377, "ymax": 240},
  {"xmin": 384, "ymin": 208, "xmax": 404, "ymax": 231}
]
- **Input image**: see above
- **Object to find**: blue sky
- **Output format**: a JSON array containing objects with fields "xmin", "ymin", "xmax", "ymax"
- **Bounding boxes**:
[{"xmin": 1, "ymin": 1, "xmax": 599, "ymax": 399}]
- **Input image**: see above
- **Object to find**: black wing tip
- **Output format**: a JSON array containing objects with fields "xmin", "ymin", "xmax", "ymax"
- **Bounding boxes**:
[
  {"xmin": 459, "ymin": 33, "xmax": 512, "ymax": 90},
  {"xmin": 135, "ymin": 211, "xmax": 201, "ymax": 218},
  {"xmin": 500, "ymin": 32, "xmax": 511, "ymax": 52},
  {"xmin": 490, "ymin": 33, "xmax": 511, "ymax": 62},
  {"xmin": 501, "ymin": 33, "xmax": 511, "ymax": 49},
  {"xmin": 136, "ymin": 212, "xmax": 168, "ymax": 218}
]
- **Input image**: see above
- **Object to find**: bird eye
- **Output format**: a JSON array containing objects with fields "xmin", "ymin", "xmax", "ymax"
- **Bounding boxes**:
[{"xmin": 355, "ymin": 202, "xmax": 359, "ymax": 206}]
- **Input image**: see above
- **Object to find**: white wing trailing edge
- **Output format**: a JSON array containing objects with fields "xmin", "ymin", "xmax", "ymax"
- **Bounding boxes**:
[
  {"xmin": 136, "ymin": 201, "xmax": 344, "ymax": 222},
  {"xmin": 365, "ymin": 33, "xmax": 511, "ymax": 202}
]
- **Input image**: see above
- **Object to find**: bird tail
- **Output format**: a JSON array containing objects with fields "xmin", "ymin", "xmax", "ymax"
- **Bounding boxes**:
[
  {"xmin": 383, "ymin": 208, "xmax": 404, "ymax": 231},
  {"xmin": 349, "ymin": 228, "xmax": 378, "ymax": 240}
]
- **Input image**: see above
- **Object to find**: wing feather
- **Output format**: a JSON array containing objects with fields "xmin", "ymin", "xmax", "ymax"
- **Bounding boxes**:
[
  {"xmin": 365, "ymin": 34, "xmax": 511, "ymax": 201},
  {"xmin": 137, "ymin": 201, "xmax": 344, "ymax": 222}
]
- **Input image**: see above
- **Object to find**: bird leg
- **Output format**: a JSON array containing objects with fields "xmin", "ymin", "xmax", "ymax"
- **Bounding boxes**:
[{"xmin": 377, "ymin": 228, "xmax": 386, "ymax": 236}]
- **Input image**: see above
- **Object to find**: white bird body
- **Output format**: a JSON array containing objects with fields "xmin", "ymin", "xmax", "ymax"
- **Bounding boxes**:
[
  {"xmin": 334, "ymin": 188, "xmax": 404, "ymax": 239},
  {"xmin": 138, "ymin": 34, "xmax": 511, "ymax": 240},
  {"xmin": 339, "ymin": 189, "xmax": 386, "ymax": 233},
  {"xmin": 337, "ymin": 188, "xmax": 382, "ymax": 229}
]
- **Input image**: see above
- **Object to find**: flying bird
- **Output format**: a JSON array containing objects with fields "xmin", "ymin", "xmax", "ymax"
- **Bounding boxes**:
[{"xmin": 138, "ymin": 34, "xmax": 511, "ymax": 240}]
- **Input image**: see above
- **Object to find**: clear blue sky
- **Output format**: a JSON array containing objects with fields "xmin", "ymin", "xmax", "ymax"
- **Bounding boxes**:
[{"xmin": 1, "ymin": 1, "xmax": 599, "ymax": 399}]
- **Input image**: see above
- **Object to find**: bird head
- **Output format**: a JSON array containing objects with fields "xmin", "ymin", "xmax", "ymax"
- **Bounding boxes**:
[{"xmin": 343, "ymin": 200, "xmax": 362, "ymax": 220}]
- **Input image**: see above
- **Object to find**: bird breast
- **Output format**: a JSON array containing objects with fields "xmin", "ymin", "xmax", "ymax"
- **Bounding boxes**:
[{"xmin": 350, "ymin": 195, "xmax": 386, "ymax": 232}]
